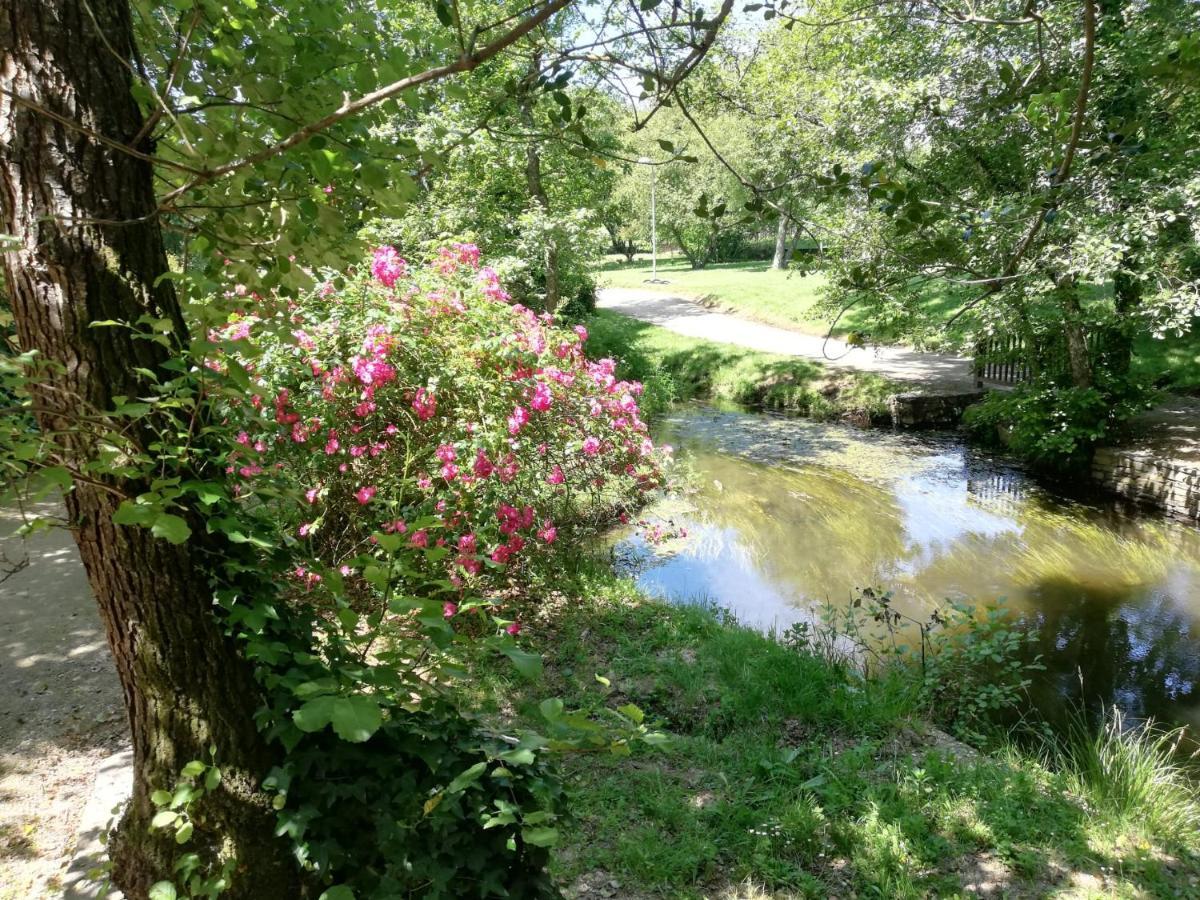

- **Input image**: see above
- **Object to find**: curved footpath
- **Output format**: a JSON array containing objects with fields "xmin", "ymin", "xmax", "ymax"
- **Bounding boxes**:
[{"xmin": 596, "ymin": 286, "xmax": 981, "ymax": 392}]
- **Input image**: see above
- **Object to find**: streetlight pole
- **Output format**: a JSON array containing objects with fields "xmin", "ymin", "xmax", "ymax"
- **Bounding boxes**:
[{"xmin": 638, "ymin": 156, "xmax": 662, "ymax": 283}]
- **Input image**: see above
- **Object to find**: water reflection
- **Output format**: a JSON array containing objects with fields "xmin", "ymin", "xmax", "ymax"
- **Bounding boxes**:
[{"xmin": 616, "ymin": 405, "xmax": 1200, "ymax": 731}]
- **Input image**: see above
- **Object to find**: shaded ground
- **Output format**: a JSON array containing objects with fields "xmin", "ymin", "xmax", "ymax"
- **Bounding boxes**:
[
  {"xmin": 479, "ymin": 583, "xmax": 1200, "ymax": 899},
  {"xmin": 596, "ymin": 288, "xmax": 980, "ymax": 393},
  {"xmin": 1121, "ymin": 395, "xmax": 1200, "ymax": 467},
  {"xmin": 0, "ymin": 504, "xmax": 125, "ymax": 899}
]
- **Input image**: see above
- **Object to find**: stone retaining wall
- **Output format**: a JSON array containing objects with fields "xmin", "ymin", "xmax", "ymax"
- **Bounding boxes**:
[
  {"xmin": 1091, "ymin": 447, "xmax": 1200, "ymax": 521},
  {"xmin": 887, "ymin": 391, "xmax": 985, "ymax": 429}
]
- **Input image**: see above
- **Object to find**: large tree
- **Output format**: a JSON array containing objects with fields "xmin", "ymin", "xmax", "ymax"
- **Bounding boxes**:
[{"xmin": 0, "ymin": 0, "xmax": 732, "ymax": 893}]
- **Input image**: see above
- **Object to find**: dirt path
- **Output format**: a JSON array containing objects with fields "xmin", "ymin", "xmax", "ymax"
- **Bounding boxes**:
[
  {"xmin": 0, "ymin": 503, "xmax": 126, "ymax": 899},
  {"xmin": 597, "ymin": 287, "xmax": 981, "ymax": 392}
]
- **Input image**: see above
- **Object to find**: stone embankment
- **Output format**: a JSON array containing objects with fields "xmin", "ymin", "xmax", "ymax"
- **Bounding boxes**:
[{"xmin": 1091, "ymin": 397, "xmax": 1200, "ymax": 521}]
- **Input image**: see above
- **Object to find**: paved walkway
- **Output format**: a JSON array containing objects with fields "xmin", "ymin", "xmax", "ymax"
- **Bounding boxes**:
[
  {"xmin": 0, "ymin": 502, "xmax": 126, "ymax": 899},
  {"xmin": 597, "ymin": 287, "xmax": 981, "ymax": 392}
]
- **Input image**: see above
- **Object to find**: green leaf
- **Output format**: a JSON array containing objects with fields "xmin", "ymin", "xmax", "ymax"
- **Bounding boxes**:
[
  {"xmin": 293, "ymin": 695, "xmax": 338, "ymax": 733},
  {"xmin": 151, "ymin": 513, "xmax": 191, "ymax": 545},
  {"xmin": 148, "ymin": 883, "xmax": 178, "ymax": 900},
  {"xmin": 174, "ymin": 820, "xmax": 194, "ymax": 844},
  {"xmin": 539, "ymin": 698, "xmax": 564, "ymax": 722},
  {"xmin": 204, "ymin": 767, "xmax": 222, "ymax": 791},
  {"xmin": 181, "ymin": 760, "xmax": 206, "ymax": 778},
  {"xmin": 112, "ymin": 501, "xmax": 155, "ymax": 527},
  {"xmin": 522, "ymin": 826, "xmax": 559, "ymax": 847},
  {"xmin": 319, "ymin": 887, "xmax": 356, "ymax": 900},
  {"xmin": 446, "ymin": 761, "xmax": 487, "ymax": 794},
  {"xmin": 617, "ymin": 703, "xmax": 645, "ymax": 724},
  {"xmin": 150, "ymin": 810, "xmax": 178, "ymax": 828},
  {"xmin": 150, "ymin": 790, "xmax": 172, "ymax": 806},
  {"xmin": 501, "ymin": 645, "xmax": 543, "ymax": 680},
  {"xmin": 330, "ymin": 695, "xmax": 382, "ymax": 743}
]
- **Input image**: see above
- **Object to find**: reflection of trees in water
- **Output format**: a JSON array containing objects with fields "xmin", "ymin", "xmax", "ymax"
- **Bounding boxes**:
[
  {"xmin": 1019, "ymin": 577, "xmax": 1200, "ymax": 731},
  {"xmin": 688, "ymin": 451, "xmax": 910, "ymax": 604},
  {"xmin": 663, "ymin": 408, "xmax": 1200, "ymax": 732}
]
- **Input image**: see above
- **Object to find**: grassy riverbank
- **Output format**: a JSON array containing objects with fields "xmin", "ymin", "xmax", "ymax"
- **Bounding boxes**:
[
  {"xmin": 482, "ymin": 570, "xmax": 1200, "ymax": 898},
  {"xmin": 585, "ymin": 310, "xmax": 897, "ymax": 422}
]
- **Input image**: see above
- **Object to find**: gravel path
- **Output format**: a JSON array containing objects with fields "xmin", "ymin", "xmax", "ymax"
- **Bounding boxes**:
[
  {"xmin": 0, "ymin": 503, "xmax": 126, "ymax": 899},
  {"xmin": 596, "ymin": 287, "xmax": 981, "ymax": 392}
]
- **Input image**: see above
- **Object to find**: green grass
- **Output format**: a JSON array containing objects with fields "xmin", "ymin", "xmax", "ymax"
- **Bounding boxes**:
[
  {"xmin": 597, "ymin": 256, "xmax": 844, "ymax": 338},
  {"xmin": 597, "ymin": 255, "xmax": 1200, "ymax": 393},
  {"xmin": 585, "ymin": 309, "xmax": 898, "ymax": 422},
  {"xmin": 1134, "ymin": 329, "xmax": 1200, "ymax": 393},
  {"xmin": 596, "ymin": 255, "xmax": 968, "ymax": 348},
  {"xmin": 477, "ymin": 572, "xmax": 1200, "ymax": 898}
]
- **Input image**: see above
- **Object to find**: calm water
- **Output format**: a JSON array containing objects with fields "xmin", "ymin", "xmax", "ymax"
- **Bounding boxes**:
[{"xmin": 615, "ymin": 404, "xmax": 1200, "ymax": 732}]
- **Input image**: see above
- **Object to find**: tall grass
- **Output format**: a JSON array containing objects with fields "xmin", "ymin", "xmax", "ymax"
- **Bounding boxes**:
[{"xmin": 1060, "ymin": 706, "xmax": 1200, "ymax": 842}]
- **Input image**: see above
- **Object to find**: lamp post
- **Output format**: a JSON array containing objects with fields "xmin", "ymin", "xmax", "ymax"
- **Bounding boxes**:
[{"xmin": 637, "ymin": 156, "xmax": 663, "ymax": 283}]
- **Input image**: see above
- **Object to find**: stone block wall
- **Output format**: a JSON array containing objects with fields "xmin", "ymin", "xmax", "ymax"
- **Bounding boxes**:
[
  {"xmin": 887, "ymin": 391, "xmax": 985, "ymax": 429},
  {"xmin": 1091, "ymin": 447, "xmax": 1200, "ymax": 521}
]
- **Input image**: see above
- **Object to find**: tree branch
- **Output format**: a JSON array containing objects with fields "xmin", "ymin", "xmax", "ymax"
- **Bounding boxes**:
[{"xmin": 157, "ymin": 0, "xmax": 574, "ymax": 209}]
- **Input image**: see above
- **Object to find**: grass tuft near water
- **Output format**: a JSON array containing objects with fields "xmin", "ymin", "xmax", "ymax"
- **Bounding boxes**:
[
  {"xmin": 474, "ymin": 568, "xmax": 1200, "ymax": 898},
  {"xmin": 1060, "ymin": 707, "xmax": 1200, "ymax": 839}
]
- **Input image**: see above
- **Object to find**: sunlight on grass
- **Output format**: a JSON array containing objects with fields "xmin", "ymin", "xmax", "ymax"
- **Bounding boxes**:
[{"xmin": 597, "ymin": 256, "xmax": 845, "ymax": 337}]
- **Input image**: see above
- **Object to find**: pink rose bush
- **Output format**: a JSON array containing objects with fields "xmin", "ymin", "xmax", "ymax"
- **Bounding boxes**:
[{"xmin": 213, "ymin": 244, "xmax": 666, "ymax": 626}]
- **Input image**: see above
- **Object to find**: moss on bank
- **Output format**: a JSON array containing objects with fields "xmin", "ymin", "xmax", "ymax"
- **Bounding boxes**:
[
  {"xmin": 585, "ymin": 310, "xmax": 897, "ymax": 423},
  {"xmin": 479, "ymin": 572, "xmax": 1200, "ymax": 898}
]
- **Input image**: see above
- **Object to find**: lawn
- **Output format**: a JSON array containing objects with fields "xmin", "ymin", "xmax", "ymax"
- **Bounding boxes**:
[
  {"xmin": 596, "ymin": 256, "xmax": 976, "ymax": 350},
  {"xmin": 596, "ymin": 255, "xmax": 1200, "ymax": 394},
  {"xmin": 475, "ymin": 571, "xmax": 1200, "ymax": 899},
  {"xmin": 596, "ymin": 256, "xmax": 848, "ymax": 338}
]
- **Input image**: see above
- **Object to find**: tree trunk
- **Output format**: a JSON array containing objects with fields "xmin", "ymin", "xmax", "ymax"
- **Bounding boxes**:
[
  {"xmin": 1059, "ymin": 286, "xmax": 1094, "ymax": 389},
  {"xmin": 0, "ymin": 3, "xmax": 298, "ymax": 897},
  {"xmin": 519, "ymin": 58, "xmax": 560, "ymax": 311},
  {"xmin": 770, "ymin": 215, "xmax": 788, "ymax": 269}
]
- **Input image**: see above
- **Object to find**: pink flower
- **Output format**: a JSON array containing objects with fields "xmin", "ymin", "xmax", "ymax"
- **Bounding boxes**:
[
  {"xmin": 436, "ymin": 444, "xmax": 457, "ymax": 463},
  {"xmin": 507, "ymin": 405, "xmax": 528, "ymax": 435},
  {"xmin": 441, "ymin": 462, "xmax": 459, "ymax": 481},
  {"xmin": 410, "ymin": 529, "xmax": 429, "ymax": 548},
  {"xmin": 529, "ymin": 381, "xmax": 553, "ymax": 412},
  {"xmin": 538, "ymin": 520, "xmax": 557, "ymax": 544},
  {"xmin": 574, "ymin": 324, "xmax": 588, "ymax": 342},
  {"xmin": 547, "ymin": 465, "xmax": 565, "ymax": 485},
  {"xmin": 476, "ymin": 266, "xmax": 510, "ymax": 303},
  {"xmin": 506, "ymin": 622, "xmax": 522, "ymax": 636},
  {"xmin": 305, "ymin": 487, "xmax": 320, "ymax": 503},
  {"xmin": 293, "ymin": 329, "xmax": 316, "ymax": 351},
  {"xmin": 354, "ymin": 485, "xmax": 376, "ymax": 504},
  {"xmin": 458, "ymin": 533, "xmax": 477, "ymax": 555},
  {"xmin": 443, "ymin": 601, "xmax": 458, "ymax": 618},
  {"xmin": 274, "ymin": 389, "xmax": 300, "ymax": 425},
  {"xmin": 371, "ymin": 246, "xmax": 408, "ymax": 287},
  {"xmin": 473, "ymin": 449, "xmax": 494, "ymax": 478},
  {"xmin": 413, "ymin": 387, "xmax": 437, "ymax": 421},
  {"xmin": 298, "ymin": 522, "xmax": 315, "ymax": 538},
  {"xmin": 582, "ymin": 436, "xmax": 601, "ymax": 456}
]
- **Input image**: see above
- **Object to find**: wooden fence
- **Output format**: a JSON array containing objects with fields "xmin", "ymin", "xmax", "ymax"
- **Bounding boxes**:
[{"xmin": 974, "ymin": 331, "xmax": 1101, "ymax": 387}]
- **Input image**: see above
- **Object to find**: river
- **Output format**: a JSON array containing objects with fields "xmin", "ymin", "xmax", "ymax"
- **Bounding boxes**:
[{"xmin": 614, "ymin": 403, "xmax": 1200, "ymax": 733}]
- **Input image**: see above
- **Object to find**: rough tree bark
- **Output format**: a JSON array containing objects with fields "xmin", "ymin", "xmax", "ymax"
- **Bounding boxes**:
[{"xmin": 0, "ymin": 2, "xmax": 298, "ymax": 897}]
